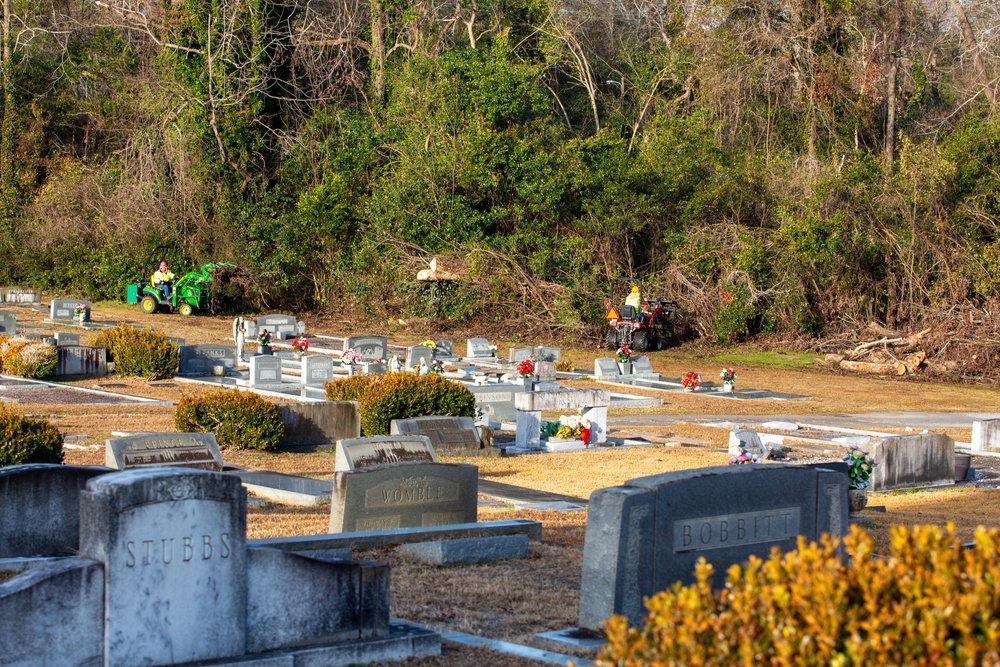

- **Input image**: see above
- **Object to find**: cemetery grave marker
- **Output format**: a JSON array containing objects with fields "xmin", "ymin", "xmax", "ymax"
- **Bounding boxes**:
[
  {"xmin": 106, "ymin": 432, "xmax": 224, "ymax": 472},
  {"xmin": 535, "ymin": 346, "xmax": 561, "ymax": 362},
  {"xmin": 54, "ymin": 345, "xmax": 108, "ymax": 378},
  {"xmin": 345, "ymin": 335, "xmax": 388, "ymax": 361},
  {"xmin": 256, "ymin": 314, "xmax": 299, "ymax": 340},
  {"xmin": 249, "ymin": 354, "xmax": 284, "ymax": 388},
  {"xmin": 577, "ymin": 464, "xmax": 848, "ymax": 632},
  {"xmin": 509, "ymin": 347, "xmax": 534, "ymax": 363},
  {"xmin": 301, "ymin": 354, "xmax": 334, "ymax": 386},
  {"xmin": 178, "ymin": 344, "xmax": 237, "ymax": 376},
  {"xmin": 335, "ymin": 435, "xmax": 437, "ymax": 472},
  {"xmin": 50, "ymin": 299, "xmax": 91, "ymax": 322},
  {"xmin": 467, "ymin": 382, "xmax": 528, "ymax": 422},
  {"xmin": 0, "ymin": 310, "xmax": 15, "ymax": 333},
  {"xmin": 405, "ymin": 345, "xmax": 435, "ymax": 369},
  {"xmin": 466, "ymin": 338, "xmax": 491, "ymax": 358},
  {"xmin": 390, "ymin": 416, "xmax": 482, "ymax": 452},
  {"xmin": 54, "ymin": 332, "xmax": 80, "ymax": 346},
  {"xmin": 594, "ymin": 358, "xmax": 621, "ymax": 379},
  {"xmin": 0, "ymin": 287, "xmax": 41, "ymax": 305},
  {"xmin": 433, "ymin": 339, "xmax": 455, "ymax": 359},
  {"xmin": 515, "ymin": 388, "xmax": 610, "ymax": 448}
]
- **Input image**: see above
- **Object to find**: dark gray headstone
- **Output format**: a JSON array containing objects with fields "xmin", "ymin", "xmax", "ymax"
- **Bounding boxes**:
[
  {"xmin": 329, "ymin": 462, "xmax": 478, "ymax": 533},
  {"xmin": 275, "ymin": 401, "xmax": 361, "ymax": 450},
  {"xmin": 54, "ymin": 332, "xmax": 79, "ymax": 347},
  {"xmin": 466, "ymin": 338, "xmax": 490, "ymax": 358},
  {"xmin": 106, "ymin": 432, "xmax": 223, "ymax": 471},
  {"xmin": 0, "ymin": 464, "xmax": 109, "ymax": 558},
  {"xmin": 594, "ymin": 358, "xmax": 620, "ymax": 378},
  {"xmin": 79, "ymin": 469, "xmax": 248, "ymax": 665},
  {"xmin": 178, "ymin": 344, "xmax": 237, "ymax": 376},
  {"xmin": 54, "ymin": 345, "xmax": 107, "ymax": 378},
  {"xmin": 50, "ymin": 299, "xmax": 91, "ymax": 321},
  {"xmin": 0, "ymin": 310, "xmax": 15, "ymax": 333},
  {"xmin": 390, "ymin": 416, "xmax": 481, "ymax": 452},
  {"xmin": 0, "ymin": 286, "xmax": 41, "ymax": 304},
  {"xmin": 433, "ymin": 340, "xmax": 454, "ymax": 359},
  {"xmin": 578, "ymin": 465, "xmax": 848, "ymax": 632},
  {"xmin": 257, "ymin": 314, "xmax": 298, "ymax": 340},
  {"xmin": 335, "ymin": 435, "xmax": 437, "ymax": 472},
  {"xmin": 345, "ymin": 336, "xmax": 388, "ymax": 362},
  {"xmin": 405, "ymin": 345, "xmax": 435, "ymax": 369}
]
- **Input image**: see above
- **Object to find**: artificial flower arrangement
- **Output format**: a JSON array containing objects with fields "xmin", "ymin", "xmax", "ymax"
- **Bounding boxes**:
[
  {"xmin": 681, "ymin": 372, "xmax": 701, "ymax": 389},
  {"xmin": 556, "ymin": 414, "xmax": 589, "ymax": 439},
  {"xmin": 419, "ymin": 340, "xmax": 436, "ymax": 349},
  {"xmin": 517, "ymin": 356, "xmax": 536, "ymax": 378},
  {"xmin": 844, "ymin": 445, "xmax": 877, "ymax": 489},
  {"xmin": 429, "ymin": 359, "xmax": 444, "ymax": 374},
  {"xmin": 291, "ymin": 336, "xmax": 309, "ymax": 353},
  {"xmin": 342, "ymin": 349, "xmax": 363, "ymax": 365},
  {"xmin": 728, "ymin": 452, "xmax": 760, "ymax": 465},
  {"xmin": 489, "ymin": 342, "xmax": 501, "ymax": 354},
  {"xmin": 720, "ymin": 367, "xmax": 737, "ymax": 384},
  {"xmin": 257, "ymin": 329, "xmax": 272, "ymax": 347},
  {"xmin": 617, "ymin": 345, "xmax": 632, "ymax": 364},
  {"xmin": 74, "ymin": 303, "xmax": 87, "ymax": 316}
]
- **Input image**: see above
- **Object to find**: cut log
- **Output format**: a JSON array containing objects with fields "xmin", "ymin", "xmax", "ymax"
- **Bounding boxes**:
[
  {"xmin": 825, "ymin": 353, "xmax": 845, "ymax": 363},
  {"xmin": 840, "ymin": 360, "xmax": 898, "ymax": 375}
]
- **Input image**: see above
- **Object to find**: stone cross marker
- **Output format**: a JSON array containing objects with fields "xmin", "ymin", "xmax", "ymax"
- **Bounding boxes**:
[
  {"xmin": 106, "ymin": 432, "xmax": 224, "ymax": 472},
  {"xmin": 577, "ymin": 464, "xmax": 848, "ymax": 632},
  {"xmin": 79, "ymin": 468, "xmax": 248, "ymax": 665}
]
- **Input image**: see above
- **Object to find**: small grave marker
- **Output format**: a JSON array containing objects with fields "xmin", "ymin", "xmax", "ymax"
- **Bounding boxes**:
[
  {"xmin": 535, "ymin": 346, "xmax": 561, "ymax": 362},
  {"xmin": 54, "ymin": 346, "xmax": 107, "ymax": 378},
  {"xmin": 466, "ymin": 338, "xmax": 491, "ymax": 358},
  {"xmin": 54, "ymin": 332, "xmax": 79, "ymax": 347},
  {"xmin": 509, "ymin": 347, "xmax": 534, "ymax": 363},
  {"xmin": 390, "ymin": 416, "xmax": 481, "ymax": 452},
  {"xmin": 433, "ymin": 340, "xmax": 454, "ymax": 359}
]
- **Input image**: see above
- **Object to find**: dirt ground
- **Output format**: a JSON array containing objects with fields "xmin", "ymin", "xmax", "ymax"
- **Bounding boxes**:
[{"xmin": 17, "ymin": 301, "xmax": 1000, "ymax": 666}]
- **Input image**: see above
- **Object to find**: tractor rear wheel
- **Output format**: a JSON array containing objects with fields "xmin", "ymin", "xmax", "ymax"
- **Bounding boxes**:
[
  {"xmin": 605, "ymin": 329, "xmax": 618, "ymax": 351},
  {"xmin": 179, "ymin": 303, "xmax": 195, "ymax": 317},
  {"xmin": 140, "ymin": 296, "xmax": 158, "ymax": 314},
  {"xmin": 632, "ymin": 330, "xmax": 649, "ymax": 353}
]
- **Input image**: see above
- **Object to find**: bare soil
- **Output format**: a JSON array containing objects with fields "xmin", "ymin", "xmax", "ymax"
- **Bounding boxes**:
[{"xmin": 17, "ymin": 300, "xmax": 1000, "ymax": 666}]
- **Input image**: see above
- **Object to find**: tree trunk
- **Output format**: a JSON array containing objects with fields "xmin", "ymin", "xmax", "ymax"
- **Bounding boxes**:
[
  {"xmin": 884, "ymin": 0, "xmax": 901, "ymax": 169},
  {"xmin": 949, "ymin": 0, "xmax": 995, "ymax": 105},
  {"xmin": 0, "ymin": 0, "xmax": 15, "ymax": 222},
  {"xmin": 370, "ymin": 0, "xmax": 386, "ymax": 103}
]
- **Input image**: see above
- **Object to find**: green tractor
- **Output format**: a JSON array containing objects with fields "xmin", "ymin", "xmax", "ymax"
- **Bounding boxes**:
[{"xmin": 126, "ymin": 246, "xmax": 234, "ymax": 316}]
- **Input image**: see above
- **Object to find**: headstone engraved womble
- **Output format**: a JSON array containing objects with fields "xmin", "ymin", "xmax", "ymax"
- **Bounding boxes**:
[
  {"xmin": 330, "ymin": 435, "xmax": 477, "ymax": 532},
  {"xmin": 79, "ymin": 468, "xmax": 248, "ymax": 665},
  {"xmin": 106, "ymin": 432, "xmax": 224, "ymax": 471},
  {"xmin": 577, "ymin": 464, "xmax": 848, "ymax": 633}
]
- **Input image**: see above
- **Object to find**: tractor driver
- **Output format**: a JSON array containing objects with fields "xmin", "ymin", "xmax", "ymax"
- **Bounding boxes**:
[
  {"xmin": 624, "ymin": 285, "xmax": 641, "ymax": 310},
  {"xmin": 152, "ymin": 261, "xmax": 176, "ymax": 300}
]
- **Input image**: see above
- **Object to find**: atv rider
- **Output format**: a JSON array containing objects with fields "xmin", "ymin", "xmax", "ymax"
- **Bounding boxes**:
[{"xmin": 152, "ymin": 261, "xmax": 176, "ymax": 301}]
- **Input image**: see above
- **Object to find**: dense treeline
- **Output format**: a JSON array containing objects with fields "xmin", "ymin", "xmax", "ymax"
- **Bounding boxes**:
[{"xmin": 0, "ymin": 0, "xmax": 998, "ymax": 342}]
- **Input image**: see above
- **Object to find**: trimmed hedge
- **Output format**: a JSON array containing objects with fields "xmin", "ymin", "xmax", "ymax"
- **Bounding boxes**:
[
  {"xmin": 92, "ymin": 325, "xmax": 179, "ymax": 380},
  {"xmin": 326, "ymin": 373, "xmax": 475, "ymax": 435},
  {"xmin": 175, "ymin": 389, "xmax": 284, "ymax": 451},
  {"xmin": 0, "ymin": 407, "xmax": 63, "ymax": 466},
  {"xmin": 600, "ymin": 525, "xmax": 1000, "ymax": 666},
  {"xmin": 0, "ymin": 336, "xmax": 57, "ymax": 379}
]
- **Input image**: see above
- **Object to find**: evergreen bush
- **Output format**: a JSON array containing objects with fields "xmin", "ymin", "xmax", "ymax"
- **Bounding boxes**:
[
  {"xmin": 0, "ymin": 336, "xmax": 58, "ymax": 379},
  {"xmin": 92, "ymin": 326, "xmax": 179, "ymax": 380},
  {"xmin": 600, "ymin": 525, "xmax": 1000, "ymax": 666},
  {"xmin": 325, "ymin": 373, "xmax": 475, "ymax": 435},
  {"xmin": 0, "ymin": 406, "xmax": 63, "ymax": 466},
  {"xmin": 175, "ymin": 389, "xmax": 284, "ymax": 451}
]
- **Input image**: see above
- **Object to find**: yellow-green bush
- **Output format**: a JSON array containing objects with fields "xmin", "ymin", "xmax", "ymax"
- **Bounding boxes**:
[
  {"xmin": 600, "ymin": 524, "xmax": 1000, "ymax": 666},
  {"xmin": 0, "ymin": 406, "xmax": 63, "ymax": 466},
  {"xmin": 0, "ymin": 336, "xmax": 58, "ymax": 379},
  {"xmin": 175, "ymin": 389, "xmax": 284, "ymax": 450},
  {"xmin": 325, "ymin": 373, "xmax": 475, "ymax": 435},
  {"xmin": 92, "ymin": 326, "xmax": 179, "ymax": 380}
]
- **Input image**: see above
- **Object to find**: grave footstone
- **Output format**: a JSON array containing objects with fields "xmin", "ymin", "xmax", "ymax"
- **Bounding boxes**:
[
  {"xmin": 257, "ymin": 314, "xmax": 299, "ymax": 340},
  {"xmin": 578, "ymin": 464, "xmax": 848, "ymax": 632},
  {"xmin": 433, "ymin": 340, "xmax": 454, "ymax": 359},
  {"xmin": 53, "ymin": 332, "xmax": 79, "ymax": 346},
  {"xmin": 972, "ymin": 419, "xmax": 1000, "ymax": 452},
  {"xmin": 178, "ymin": 344, "xmax": 237, "ymax": 376},
  {"xmin": 0, "ymin": 310, "xmax": 15, "ymax": 333},
  {"xmin": 0, "ymin": 286, "xmax": 41, "ymax": 305},
  {"xmin": 330, "ymin": 461, "xmax": 479, "ymax": 532},
  {"xmin": 250, "ymin": 354, "xmax": 284, "ymax": 388},
  {"xmin": 466, "ymin": 338, "xmax": 491, "ymax": 359},
  {"xmin": 50, "ymin": 299, "xmax": 91, "ymax": 322},
  {"xmin": 79, "ymin": 468, "xmax": 249, "ymax": 665},
  {"xmin": 390, "ymin": 416, "xmax": 481, "ymax": 452},
  {"xmin": 345, "ymin": 335, "xmax": 388, "ymax": 361},
  {"xmin": 301, "ymin": 354, "xmax": 334, "ymax": 386},
  {"xmin": 0, "ymin": 464, "xmax": 110, "ymax": 558},
  {"xmin": 594, "ymin": 358, "xmax": 621, "ymax": 379},
  {"xmin": 405, "ymin": 345, "xmax": 435, "ymax": 369},
  {"xmin": 106, "ymin": 432, "xmax": 224, "ymax": 471},
  {"xmin": 54, "ymin": 345, "xmax": 107, "ymax": 378}
]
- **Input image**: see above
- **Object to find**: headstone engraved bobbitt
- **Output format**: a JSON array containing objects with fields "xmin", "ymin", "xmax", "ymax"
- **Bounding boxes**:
[{"xmin": 79, "ymin": 468, "xmax": 248, "ymax": 666}]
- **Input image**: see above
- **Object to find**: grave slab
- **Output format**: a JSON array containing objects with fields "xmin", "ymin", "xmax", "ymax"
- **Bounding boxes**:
[
  {"xmin": 390, "ymin": 416, "xmax": 481, "ymax": 452},
  {"xmin": 399, "ymin": 534, "xmax": 529, "ymax": 565},
  {"xmin": 234, "ymin": 471, "xmax": 333, "ymax": 506},
  {"xmin": 467, "ymin": 382, "xmax": 527, "ymax": 422},
  {"xmin": 79, "ymin": 468, "xmax": 248, "ymax": 666},
  {"xmin": 330, "ymin": 461, "xmax": 478, "ymax": 533},
  {"xmin": 106, "ymin": 432, "xmax": 224, "ymax": 471},
  {"xmin": 335, "ymin": 435, "xmax": 437, "ymax": 472}
]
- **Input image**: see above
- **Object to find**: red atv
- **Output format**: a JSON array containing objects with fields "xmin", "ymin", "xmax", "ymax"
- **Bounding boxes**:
[{"xmin": 604, "ymin": 277, "xmax": 678, "ymax": 352}]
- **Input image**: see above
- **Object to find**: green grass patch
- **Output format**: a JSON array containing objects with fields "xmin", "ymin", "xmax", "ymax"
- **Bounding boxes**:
[{"xmin": 705, "ymin": 350, "xmax": 816, "ymax": 369}]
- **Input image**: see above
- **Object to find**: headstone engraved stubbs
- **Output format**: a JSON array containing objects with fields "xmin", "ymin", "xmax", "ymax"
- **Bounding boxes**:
[
  {"xmin": 79, "ymin": 468, "xmax": 247, "ymax": 666},
  {"xmin": 577, "ymin": 465, "xmax": 848, "ymax": 632}
]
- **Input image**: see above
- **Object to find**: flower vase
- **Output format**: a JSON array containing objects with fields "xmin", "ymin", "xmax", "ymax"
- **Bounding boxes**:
[
  {"xmin": 618, "ymin": 362, "xmax": 633, "ymax": 375},
  {"xmin": 293, "ymin": 351, "xmax": 304, "ymax": 361},
  {"xmin": 522, "ymin": 377, "xmax": 534, "ymax": 391},
  {"xmin": 848, "ymin": 488, "xmax": 868, "ymax": 514},
  {"xmin": 259, "ymin": 344, "xmax": 272, "ymax": 356},
  {"xmin": 722, "ymin": 382, "xmax": 734, "ymax": 393},
  {"xmin": 683, "ymin": 387, "xmax": 694, "ymax": 393}
]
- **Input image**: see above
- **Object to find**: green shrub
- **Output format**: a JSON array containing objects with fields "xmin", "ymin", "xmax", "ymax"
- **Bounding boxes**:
[
  {"xmin": 325, "ymin": 373, "xmax": 475, "ymax": 435},
  {"xmin": 92, "ymin": 326, "xmax": 179, "ymax": 380},
  {"xmin": 600, "ymin": 525, "xmax": 1000, "ymax": 666},
  {"xmin": 175, "ymin": 389, "xmax": 284, "ymax": 450},
  {"xmin": 0, "ymin": 336, "xmax": 58, "ymax": 379},
  {"xmin": 0, "ymin": 406, "xmax": 63, "ymax": 466}
]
